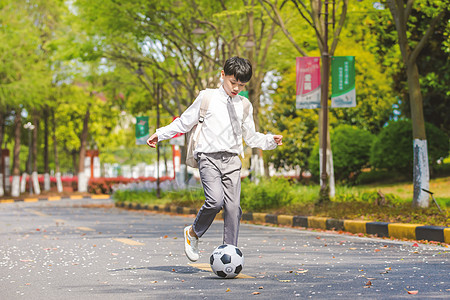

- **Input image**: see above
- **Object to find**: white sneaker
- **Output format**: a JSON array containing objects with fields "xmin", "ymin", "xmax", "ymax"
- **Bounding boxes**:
[{"xmin": 184, "ymin": 226, "xmax": 199, "ymax": 262}]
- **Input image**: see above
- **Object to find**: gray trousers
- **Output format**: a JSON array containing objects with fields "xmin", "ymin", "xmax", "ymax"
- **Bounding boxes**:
[{"xmin": 192, "ymin": 152, "xmax": 242, "ymax": 246}]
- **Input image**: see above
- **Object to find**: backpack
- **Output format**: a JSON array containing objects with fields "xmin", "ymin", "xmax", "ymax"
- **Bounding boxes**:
[{"xmin": 185, "ymin": 90, "xmax": 251, "ymax": 168}]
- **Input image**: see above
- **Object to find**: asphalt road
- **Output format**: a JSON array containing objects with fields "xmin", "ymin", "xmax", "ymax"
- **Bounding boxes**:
[{"xmin": 0, "ymin": 198, "xmax": 448, "ymax": 299}]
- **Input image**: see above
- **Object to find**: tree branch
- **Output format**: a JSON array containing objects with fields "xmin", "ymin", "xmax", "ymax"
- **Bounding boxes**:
[
  {"xmin": 404, "ymin": 0, "xmax": 414, "ymax": 21},
  {"xmin": 259, "ymin": 0, "xmax": 308, "ymax": 56},
  {"xmin": 409, "ymin": 10, "xmax": 445, "ymax": 64},
  {"xmin": 330, "ymin": 0, "xmax": 348, "ymax": 55}
]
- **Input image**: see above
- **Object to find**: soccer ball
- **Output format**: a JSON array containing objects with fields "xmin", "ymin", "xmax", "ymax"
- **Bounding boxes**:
[{"xmin": 209, "ymin": 244, "xmax": 244, "ymax": 279}]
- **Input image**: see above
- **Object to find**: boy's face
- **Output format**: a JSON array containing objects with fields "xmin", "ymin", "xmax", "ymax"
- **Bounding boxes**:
[{"xmin": 221, "ymin": 70, "xmax": 247, "ymax": 97}]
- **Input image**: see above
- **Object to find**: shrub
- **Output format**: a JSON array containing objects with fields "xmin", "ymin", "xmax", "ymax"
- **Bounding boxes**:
[
  {"xmin": 355, "ymin": 169, "xmax": 408, "ymax": 185},
  {"xmin": 240, "ymin": 177, "xmax": 294, "ymax": 212},
  {"xmin": 308, "ymin": 125, "xmax": 374, "ymax": 182},
  {"xmin": 370, "ymin": 119, "xmax": 449, "ymax": 175}
]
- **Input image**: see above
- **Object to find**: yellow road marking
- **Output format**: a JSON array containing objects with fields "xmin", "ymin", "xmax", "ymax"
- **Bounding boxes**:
[
  {"xmin": 24, "ymin": 198, "xmax": 39, "ymax": 202},
  {"xmin": 48, "ymin": 196, "xmax": 61, "ymax": 201},
  {"xmin": 91, "ymin": 194, "xmax": 110, "ymax": 199},
  {"xmin": 29, "ymin": 210, "xmax": 48, "ymax": 217},
  {"xmin": 189, "ymin": 263, "xmax": 254, "ymax": 279},
  {"xmin": 70, "ymin": 195, "xmax": 83, "ymax": 200},
  {"xmin": 113, "ymin": 238, "xmax": 145, "ymax": 246},
  {"xmin": 308, "ymin": 216, "xmax": 328, "ymax": 230},
  {"xmin": 344, "ymin": 220, "xmax": 368, "ymax": 234},
  {"xmin": 77, "ymin": 226, "xmax": 95, "ymax": 231},
  {"xmin": 252, "ymin": 213, "xmax": 266, "ymax": 223},
  {"xmin": 0, "ymin": 199, "xmax": 14, "ymax": 203}
]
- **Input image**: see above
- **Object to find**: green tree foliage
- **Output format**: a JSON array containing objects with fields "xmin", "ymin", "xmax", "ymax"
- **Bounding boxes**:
[
  {"xmin": 371, "ymin": 119, "xmax": 449, "ymax": 175},
  {"xmin": 0, "ymin": 0, "xmax": 51, "ymax": 109},
  {"xmin": 364, "ymin": 2, "xmax": 449, "ymax": 136},
  {"xmin": 309, "ymin": 125, "xmax": 374, "ymax": 182},
  {"xmin": 261, "ymin": 66, "xmax": 319, "ymax": 172}
]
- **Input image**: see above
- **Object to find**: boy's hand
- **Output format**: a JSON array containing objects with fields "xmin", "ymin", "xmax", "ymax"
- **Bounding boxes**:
[
  {"xmin": 273, "ymin": 135, "xmax": 283, "ymax": 146},
  {"xmin": 147, "ymin": 133, "xmax": 158, "ymax": 148}
]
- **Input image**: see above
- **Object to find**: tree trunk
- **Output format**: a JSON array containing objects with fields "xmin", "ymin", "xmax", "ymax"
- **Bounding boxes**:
[
  {"xmin": 386, "ymin": 0, "xmax": 440, "ymax": 208},
  {"xmin": 406, "ymin": 62, "xmax": 429, "ymax": 207},
  {"xmin": 78, "ymin": 106, "xmax": 90, "ymax": 192},
  {"xmin": 32, "ymin": 113, "xmax": 41, "ymax": 195},
  {"xmin": 11, "ymin": 111, "xmax": 22, "ymax": 197},
  {"xmin": 52, "ymin": 110, "xmax": 63, "ymax": 193},
  {"xmin": 43, "ymin": 109, "xmax": 50, "ymax": 191}
]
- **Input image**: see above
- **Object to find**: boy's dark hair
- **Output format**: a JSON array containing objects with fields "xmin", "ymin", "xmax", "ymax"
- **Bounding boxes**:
[{"xmin": 223, "ymin": 56, "xmax": 252, "ymax": 83}]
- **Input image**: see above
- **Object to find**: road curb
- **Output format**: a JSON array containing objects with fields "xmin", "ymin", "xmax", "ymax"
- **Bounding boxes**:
[
  {"xmin": 114, "ymin": 201, "xmax": 450, "ymax": 244},
  {"xmin": 0, "ymin": 194, "xmax": 110, "ymax": 203}
]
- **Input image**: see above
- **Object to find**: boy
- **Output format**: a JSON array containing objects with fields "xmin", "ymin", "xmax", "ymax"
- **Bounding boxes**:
[{"xmin": 147, "ymin": 56, "xmax": 283, "ymax": 261}]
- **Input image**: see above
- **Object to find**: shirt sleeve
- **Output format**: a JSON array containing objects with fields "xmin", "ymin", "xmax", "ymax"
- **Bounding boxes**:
[
  {"xmin": 155, "ymin": 91, "xmax": 203, "ymax": 142},
  {"xmin": 242, "ymin": 103, "xmax": 278, "ymax": 150}
]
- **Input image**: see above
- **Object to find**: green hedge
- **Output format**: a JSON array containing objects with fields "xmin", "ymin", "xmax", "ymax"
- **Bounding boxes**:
[
  {"xmin": 240, "ymin": 177, "xmax": 294, "ymax": 212},
  {"xmin": 309, "ymin": 125, "xmax": 374, "ymax": 182},
  {"xmin": 371, "ymin": 119, "xmax": 449, "ymax": 175}
]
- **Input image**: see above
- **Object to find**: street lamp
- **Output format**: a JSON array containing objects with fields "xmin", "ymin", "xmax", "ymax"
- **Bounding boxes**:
[{"xmin": 24, "ymin": 122, "xmax": 35, "ymax": 195}]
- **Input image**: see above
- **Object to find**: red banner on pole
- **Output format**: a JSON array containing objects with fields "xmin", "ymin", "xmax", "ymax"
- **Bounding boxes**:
[{"xmin": 296, "ymin": 57, "xmax": 321, "ymax": 109}]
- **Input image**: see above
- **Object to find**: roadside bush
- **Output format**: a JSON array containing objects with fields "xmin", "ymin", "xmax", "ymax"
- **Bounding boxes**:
[
  {"xmin": 370, "ymin": 119, "xmax": 449, "ymax": 175},
  {"xmin": 240, "ymin": 177, "xmax": 294, "ymax": 212},
  {"xmin": 308, "ymin": 125, "xmax": 374, "ymax": 182},
  {"xmin": 355, "ymin": 169, "xmax": 408, "ymax": 185}
]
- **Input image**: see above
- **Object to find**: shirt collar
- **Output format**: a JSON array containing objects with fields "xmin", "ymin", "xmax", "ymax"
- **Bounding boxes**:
[{"xmin": 219, "ymin": 85, "xmax": 237, "ymax": 100}]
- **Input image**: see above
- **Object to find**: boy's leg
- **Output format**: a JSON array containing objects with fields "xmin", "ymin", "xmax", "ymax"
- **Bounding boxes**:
[
  {"xmin": 192, "ymin": 153, "xmax": 225, "ymax": 238},
  {"xmin": 221, "ymin": 154, "xmax": 242, "ymax": 246}
]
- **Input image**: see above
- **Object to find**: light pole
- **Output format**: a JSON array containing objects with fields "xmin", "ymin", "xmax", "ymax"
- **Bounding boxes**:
[{"xmin": 24, "ymin": 122, "xmax": 35, "ymax": 195}]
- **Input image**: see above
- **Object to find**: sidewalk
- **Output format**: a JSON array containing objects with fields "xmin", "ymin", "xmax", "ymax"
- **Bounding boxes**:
[{"xmin": 1, "ymin": 194, "xmax": 448, "ymax": 245}]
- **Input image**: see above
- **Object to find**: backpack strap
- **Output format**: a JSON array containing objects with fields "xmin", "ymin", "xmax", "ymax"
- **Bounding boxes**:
[
  {"xmin": 240, "ymin": 95, "xmax": 251, "ymax": 124},
  {"xmin": 193, "ymin": 90, "xmax": 212, "ymax": 142}
]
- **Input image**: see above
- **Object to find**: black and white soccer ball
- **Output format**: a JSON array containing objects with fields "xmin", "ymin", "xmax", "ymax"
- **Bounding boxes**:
[{"xmin": 209, "ymin": 244, "xmax": 244, "ymax": 279}]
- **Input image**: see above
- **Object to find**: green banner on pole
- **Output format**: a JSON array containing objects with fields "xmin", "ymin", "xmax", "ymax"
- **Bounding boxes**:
[
  {"xmin": 239, "ymin": 90, "xmax": 249, "ymax": 98},
  {"xmin": 331, "ymin": 56, "xmax": 356, "ymax": 108},
  {"xmin": 135, "ymin": 116, "xmax": 149, "ymax": 145}
]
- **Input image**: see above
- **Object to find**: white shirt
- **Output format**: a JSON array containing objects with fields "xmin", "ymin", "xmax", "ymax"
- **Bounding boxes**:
[{"xmin": 156, "ymin": 86, "xmax": 277, "ymax": 157}]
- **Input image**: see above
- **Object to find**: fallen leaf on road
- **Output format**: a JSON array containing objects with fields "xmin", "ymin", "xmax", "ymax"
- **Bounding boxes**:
[
  {"xmin": 365, "ymin": 280, "xmax": 372, "ymax": 287},
  {"xmin": 150, "ymin": 281, "xmax": 157, "ymax": 283},
  {"xmin": 258, "ymin": 286, "xmax": 264, "ymax": 289},
  {"xmin": 252, "ymin": 292, "xmax": 260, "ymax": 295},
  {"xmin": 163, "ymin": 235, "xmax": 168, "ymax": 239},
  {"xmin": 412, "ymin": 243, "xmax": 419, "ymax": 247},
  {"xmin": 374, "ymin": 249, "xmax": 381, "ymax": 252},
  {"xmin": 226, "ymin": 288, "xmax": 231, "ymax": 292},
  {"xmin": 279, "ymin": 280, "xmax": 291, "ymax": 282},
  {"xmin": 297, "ymin": 269, "xmax": 308, "ymax": 274},
  {"xmin": 405, "ymin": 289, "xmax": 418, "ymax": 294}
]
